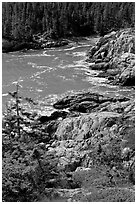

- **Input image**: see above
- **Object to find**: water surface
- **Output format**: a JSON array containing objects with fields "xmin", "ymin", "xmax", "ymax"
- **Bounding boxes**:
[{"xmin": 2, "ymin": 38, "xmax": 134, "ymax": 114}]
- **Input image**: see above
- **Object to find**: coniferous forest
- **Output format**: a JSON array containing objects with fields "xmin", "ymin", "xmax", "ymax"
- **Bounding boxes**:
[{"xmin": 2, "ymin": 2, "xmax": 135, "ymax": 41}]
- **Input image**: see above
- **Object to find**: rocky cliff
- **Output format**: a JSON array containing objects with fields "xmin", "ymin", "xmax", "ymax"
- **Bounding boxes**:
[{"xmin": 87, "ymin": 28, "xmax": 135, "ymax": 86}]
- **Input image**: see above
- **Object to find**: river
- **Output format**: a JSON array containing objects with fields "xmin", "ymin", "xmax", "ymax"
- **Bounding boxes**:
[{"xmin": 2, "ymin": 37, "xmax": 134, "ymax": 114}]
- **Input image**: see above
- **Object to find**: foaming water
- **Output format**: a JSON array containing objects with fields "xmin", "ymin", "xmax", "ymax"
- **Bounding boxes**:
[
  {"xmin": 63, "ymin": 46, "xmax": 78, "ymax": 51},
  {"xmin": 72, "ymin": 51, "xmax": 87, "ymax": 57},
  {"xmin": 2, "ymin": 37, "xmax": 134, "ymax": 112},
  {"xmin": 15, "ymin": 52, "xmax": 55, "ymax": 58}
]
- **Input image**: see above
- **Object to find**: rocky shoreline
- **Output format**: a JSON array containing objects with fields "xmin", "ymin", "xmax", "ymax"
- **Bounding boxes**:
[
  {"xmin": 2, "ymin": 38, "xmax": 69, "ymax": 53},
  {"xmin": 2, "ymin": 31, "xmax": 90, "ymax": 53},
  {"xmin": 2, "ymin": 28, "xmax": 135, "ymax": 202},
  {"xmin": 86, "ymin": 28, "xmax": 135, "ymax": 86}
]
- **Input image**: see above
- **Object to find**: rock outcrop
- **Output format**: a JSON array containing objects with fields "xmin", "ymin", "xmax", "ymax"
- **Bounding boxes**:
[
  {"xmin": 51, "ymin": 92, "xmax": 135, "ymax": 169},
  {"xmin": 18, "ymin": 90, "xmax": 134, "ymax": 175},
  {"xmin": 39, "ymin": 90, "xmax": 135, "ymax": 201},
  {"xmin": 87, "ymin": 28, "xmax": 135, "ymax": 86},
  {"xmin": 53, "ymin": 91, "xmax": 129, "ymax": 112}
]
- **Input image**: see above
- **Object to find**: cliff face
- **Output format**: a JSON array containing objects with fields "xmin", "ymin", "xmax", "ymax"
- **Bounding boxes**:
[{"xmin": 87, "ymin": 28, "xmax": 135, "ymax": 86}]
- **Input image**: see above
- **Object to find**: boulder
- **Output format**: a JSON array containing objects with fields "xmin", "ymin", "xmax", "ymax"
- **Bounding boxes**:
[{"xmin": 69, "ymin": 101, "xmax": 98, "ymax": 113}]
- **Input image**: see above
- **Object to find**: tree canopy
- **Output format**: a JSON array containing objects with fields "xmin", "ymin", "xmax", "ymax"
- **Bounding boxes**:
[{"xmin": 2, "ymin": 2, "xmax": 135, "ymax": 41}]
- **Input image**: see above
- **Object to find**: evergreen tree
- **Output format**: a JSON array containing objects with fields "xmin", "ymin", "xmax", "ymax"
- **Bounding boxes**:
[{"xmin": 2, "ymin": 2, "xmax": 135, "ymax": 41}]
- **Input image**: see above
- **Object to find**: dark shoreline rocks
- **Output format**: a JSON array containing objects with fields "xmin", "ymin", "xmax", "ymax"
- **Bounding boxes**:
[
  {"xmin": 87, "ymin": 28, "xmax": 135, "ymax": 86},
  {"xmin": 2, "ymin": 37, "xmax": 69, "ymax": 53},
  {"xmin": 38, "ymin": 111, "xmax": 69, "ymax": 123},
  {"xmin": 2, "ymin": 39, "xmax": 41, "ymax": 53},
  {"xmin": 53, "ymin": 92, "xmax": 129, "ymax": 112},
  {"xmin": 2, "ymin": 32, "xmax": 95, "ymax": 53}
]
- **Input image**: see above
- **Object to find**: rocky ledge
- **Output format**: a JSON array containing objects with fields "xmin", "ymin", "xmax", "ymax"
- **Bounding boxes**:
[
  {"xmin": 51, "ymin": 91, "xmax": 135, "ymax": 168},
  {"xmin": 87, "ymin": 28, "xmax": 135, "ymax": 86}
]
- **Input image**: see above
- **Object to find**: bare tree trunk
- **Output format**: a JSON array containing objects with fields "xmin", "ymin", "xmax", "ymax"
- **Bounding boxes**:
[{"xmin": 16, "ymin": 83, "xmax": 21, "ymax": 138}]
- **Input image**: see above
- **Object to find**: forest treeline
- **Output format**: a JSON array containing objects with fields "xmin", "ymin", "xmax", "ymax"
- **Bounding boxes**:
[{"xmin": 2, "ymin": 2, "xmax": 135, "ymax": 41}]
